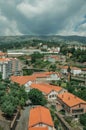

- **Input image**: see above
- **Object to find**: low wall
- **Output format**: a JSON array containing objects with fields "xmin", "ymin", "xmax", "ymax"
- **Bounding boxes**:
[{"xmin": 0, "ymin": 119, "xmax": 11, "ymax": 130}]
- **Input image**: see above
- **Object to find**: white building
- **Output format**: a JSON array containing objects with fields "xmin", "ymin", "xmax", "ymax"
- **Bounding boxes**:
[
  {"xmin": 61, "ymin": 66, "xmax": 82, "ymax": 75},
  {"xmin": 30, "ymin": 83, "xmax": 67, "ymax": 101},
  {"xmin": 0, "ymin": 58, "xmax": 22, "ymax": 79},
  {"xmin": 71, "ymin": 67, "xmax": 82, "ymax": 75}
]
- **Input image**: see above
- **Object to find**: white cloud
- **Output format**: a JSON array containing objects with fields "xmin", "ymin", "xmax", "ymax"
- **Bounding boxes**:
[
  {"xmin": 0, "ymin": 11, "xmax": 22, "ymax": 36},
  {"xmin": 0, "ymin": 0, "xmax": 86, "ymax": 36}
]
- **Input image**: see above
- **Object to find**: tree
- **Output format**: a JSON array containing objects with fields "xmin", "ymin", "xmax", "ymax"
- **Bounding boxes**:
[
  {"xmin": 0, "ymin": 83, "xmax": 28, "ymax": 117},
  {"xmin": 49, "ymin": 64, "xmax": 57, "ymax": 72},
  {"xmin": 80, "ymin": 113, "xmax": 86, "ymax": 127},
  {"xmin": 67, "ymin": 66, "xmax": 71, "ymax": 82},
  {"xmin": 1, "ymin": 100, "xmax": 15, "ymax": 117},
  {"xmin": 66, "ymin": 82, "xmax": 74, "ymax": 93},
  {"xmin": 1, "ymin": 94, "xmax": 17, "ymax": 117},
  {"xmin": 31, "ymin": 52, "xmax": 44, "ymax": 63},
  {"xmin": 28, "ymin": 89, "xmax": 47, "ymax": 106}
]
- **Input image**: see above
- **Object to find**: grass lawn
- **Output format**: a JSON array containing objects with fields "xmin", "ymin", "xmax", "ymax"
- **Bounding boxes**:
[{"xmin": 61, "ymin": 82, "xmax": 67, "ymax": 88}]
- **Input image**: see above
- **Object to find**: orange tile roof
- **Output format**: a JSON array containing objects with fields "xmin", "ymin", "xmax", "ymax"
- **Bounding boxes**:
[
  {"xmin": 50, "ymin": 55, "xmax": 60, "ymax": 60},
  {"xmin": 0, "ymin": 58, "xmax": 10, "ymax": 62},
  {"xmin": 10, "ymin": 76, "xmax": 36, "ymax": 85},
  {"xmin": 0, "ymin": 52, "xmax": 6, "ymax": 56},
  {"xmin": 61, "ymin": 66, "xmax": 68, "ymax": 69},
  {"xmin": 29, "ymin": 127, "xmax": 48, "ymax": 130},
  {"xmin": 10, "ymin": 71, "xmax": 61, "ymax": 86},
  {"xmin": 33, "ymin": 72, "xmax": 60, "ymax": 78},
  {"xmin": 31, "ymin": 83, "xmax": 62, "ymax": 95},
  {"xmin": 57, "ymin": 92, "xmax": 86, "ymax": 107},
  {"xmin": 29, "ymin": 106, "xmax": 54, "ymax": 128}
]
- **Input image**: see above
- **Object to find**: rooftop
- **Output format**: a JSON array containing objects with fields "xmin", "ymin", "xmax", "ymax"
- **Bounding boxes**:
[
  {"xmin": 10, "ymin": 76, "xmax": 36, "ymax": 85},
  {"xmin": 29, "ymin": 106, "xmax": 54, "ymax": 128},
  {"xmin": 57, "ymin": 92, "xmax": 86, "ymax": 107},
  {"xmin": 31, "ymin": 83, "xmax": 62, "ymax": 95},
  {"xmin": 29, "ymin": 127, "xmax": 48, "ymax": 130}
]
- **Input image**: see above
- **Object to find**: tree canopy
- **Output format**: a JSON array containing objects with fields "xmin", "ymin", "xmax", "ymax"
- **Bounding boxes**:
[
  {"xmin": 28, "ymin": 88, "xmax": 47, "ymax": 106},
  {"xmin": 0, "ymin": 83, "xmax": 28, "ymax": 117}
]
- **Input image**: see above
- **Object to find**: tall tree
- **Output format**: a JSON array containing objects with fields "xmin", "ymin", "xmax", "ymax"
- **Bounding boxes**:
[
  {"xmin": 28, "ymin": 88, "xmax": 47, "ymax": 106},
  {"xmin": 67, "ymin": 65, "xmax": 71, "ymax": 82}
]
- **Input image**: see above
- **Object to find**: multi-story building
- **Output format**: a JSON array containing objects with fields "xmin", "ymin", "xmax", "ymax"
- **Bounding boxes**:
[
  {"xmin": 57, "ymin": 92, "xmax": 86, "ymax": 118},
  {"xmin": 0, "ymin": 58, "xmax": 22, "ymax": 79},
  {"xmin": 11, "ymin": 58, "xmax": 22, "ymax": 75}
]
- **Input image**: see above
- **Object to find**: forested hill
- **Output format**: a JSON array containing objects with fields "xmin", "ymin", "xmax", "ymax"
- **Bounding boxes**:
[
  {"xmin": 0, "ymin": 35, "xmax": 86, "ymax": 44},
  {"xmin": 0, "ymin": 35, "xmax": 86, "ymax": 51}
]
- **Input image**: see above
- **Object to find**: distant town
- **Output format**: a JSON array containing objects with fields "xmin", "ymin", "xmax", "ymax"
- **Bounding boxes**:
[{"xmin": 0, "ymin": 36, "xmax": 86, "ymax": 130}]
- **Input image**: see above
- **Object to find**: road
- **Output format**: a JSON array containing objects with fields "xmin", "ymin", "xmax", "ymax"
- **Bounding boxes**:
[{"xmin": 15, "ymin": 106, "xmax": 31, "ymax": 130}]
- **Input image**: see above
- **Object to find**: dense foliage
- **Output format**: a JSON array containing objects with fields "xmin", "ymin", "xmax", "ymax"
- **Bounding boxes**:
[
  {"xmin": 80, "ymin": 113, "xmax": 86, "ymax": 130},
  {"xmin": 0, "ymin": 82, "xmax": 28, "ymax": 117},
  {"xmin": 61, "ymin": 46, "xmax": 86, "ymax": 63},
  {"xmin": 66, "ymin": 81, "xmax": 86, "ymax": 101},
  {"xmin": 31, "ymin": 52, "xmax": 44, "ymax": 63},
  {"xmin": 28, "ymin": 88, "xmax": 47, "ymax": 106}
]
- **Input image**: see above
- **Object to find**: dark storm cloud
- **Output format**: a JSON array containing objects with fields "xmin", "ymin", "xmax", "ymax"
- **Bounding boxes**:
[{"xmin": 0, "ymin": 0, "xmax": 86, "ymax": 36}]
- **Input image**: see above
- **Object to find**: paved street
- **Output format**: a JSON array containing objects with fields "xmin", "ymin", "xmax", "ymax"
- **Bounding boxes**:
[{"xmin": 15, "ymin": 106, "xmax": 31, "ymax": 130}]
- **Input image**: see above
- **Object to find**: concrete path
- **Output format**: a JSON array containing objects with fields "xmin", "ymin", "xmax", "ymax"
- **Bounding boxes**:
[{"xmin": 15, "ymin": 106, "xmax": 31, "ymax": 130}]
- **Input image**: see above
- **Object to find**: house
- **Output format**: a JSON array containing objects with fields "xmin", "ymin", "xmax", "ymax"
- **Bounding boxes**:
[
  {"xmin": 51, "ymin": 47, "xmax": 60, "ymax": 53},
  {"xmin": 61, "ymin": 66, "xmax": 68, "ymax": 74},
  {"xmin": 57, "ymin": 92, "xmax": 86, "ymax": 117},
  {"xmin": 0, "ymin": 52, "xmax": 7, "ymax": 58},
  {"xmin": 81, "ymin": 68, "xmax": 86, "ymax": 75},
  {"xmin": 30, "ymin": 83, "xmax": 67, "ymax": 101},
  {"xmin": 71, "ymin": 67, "xmax": 82, "ymax": 75},
  {"xmin": 32, "ymin": 72, "xmax": 61, "ymax": 83},
  {"xmin": 28, "ymin": 106, "xmax": 54, "ymax": 130},
  {"xmin": 61, "ymin": 66, "xmax": 82, "ymax": 75},
  {"xmin": 29, "ymin": 127, "xmax": 48, "ymax": 130},
  {"xmin": 10, "ymin": 75, "xmax": 36, "ymax": 92},
  {"xmin": 47, "ymin": 55, "xmax": 60, "ymax": 63},
  {"xmin": 10, "ymin": 72, "xmax": 61, "ymax": 92}
]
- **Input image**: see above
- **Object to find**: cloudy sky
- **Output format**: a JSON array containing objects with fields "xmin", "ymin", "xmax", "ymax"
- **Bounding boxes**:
[{"xmin": 0, "ymin": 0, "xmax": 86, "ymax": 36}]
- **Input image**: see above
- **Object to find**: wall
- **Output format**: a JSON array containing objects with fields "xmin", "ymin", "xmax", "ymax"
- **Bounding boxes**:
[{"xmin": 0, "ymin": 119, "xmax": 11, "ymax": 130}]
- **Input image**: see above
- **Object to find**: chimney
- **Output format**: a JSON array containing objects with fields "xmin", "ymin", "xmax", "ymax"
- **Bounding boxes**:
[
  {"xmin": 74, "ymin": 96, "xmax": 77, "ymax": 99},
  {"xmin": 68, "ymin": 97, "xmax": 70, "ymax": 100}
]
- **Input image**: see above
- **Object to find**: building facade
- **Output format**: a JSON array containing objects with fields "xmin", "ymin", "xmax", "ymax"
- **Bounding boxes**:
[{"xmin": 0, "ymin": 58, "xmax": 22, "ymax": 79}]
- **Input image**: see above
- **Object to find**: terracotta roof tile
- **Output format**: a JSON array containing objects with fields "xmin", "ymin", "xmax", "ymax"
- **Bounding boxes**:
[
  {"xmin": 0, "ymin": 58, "xmax": 10, "ymax": 62},
  {"xmin": 10, "ymin": 71, "xmax": 61, "ymax": 86},
  {"xmin": 29, "ymin": 106, "xmax": 54, "ymax": 128},
  {"xmin": 57, "ymin": 92, "xmax": 86, "ymax": 107},
  {"xmin": 31, "ymin": 83, "xmax": 62, "ymax": 94},
  {"xmin": 29, "ymin": 127, "xmax": 48, "ymax": 130},
  {"xmin": 10, "ymin": 76, "xmax": 36, "ymax": 85},
  {"xmin": 0, "ymin": 52, "xmax": 7, "ymax": 56},
  {"xmin": 33, "ymin": 72, "xmax": 60, "ymax": 78}
]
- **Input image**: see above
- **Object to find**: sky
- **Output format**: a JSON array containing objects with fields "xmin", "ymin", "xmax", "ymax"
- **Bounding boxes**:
[{"xmin": 0, "ymin": 0, "xmax": 86, "ymax": 36}]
